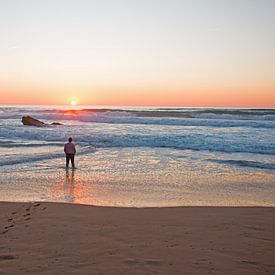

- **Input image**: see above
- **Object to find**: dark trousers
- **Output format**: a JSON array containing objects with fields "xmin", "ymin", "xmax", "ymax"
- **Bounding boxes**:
[{"xmin": 66, "ymin": 154, "xmax": 75, "ymax": 168}]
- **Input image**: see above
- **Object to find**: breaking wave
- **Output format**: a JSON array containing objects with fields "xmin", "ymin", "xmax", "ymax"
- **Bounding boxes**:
[{"xmin": 0, "ymin": 106, "xmax": 274, "ymax": 170}]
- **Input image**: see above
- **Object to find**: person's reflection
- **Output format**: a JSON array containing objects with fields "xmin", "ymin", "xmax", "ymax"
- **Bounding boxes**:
[{"xmin": 64, "ymin": 169, "xmax": 75, "ymax": 203}]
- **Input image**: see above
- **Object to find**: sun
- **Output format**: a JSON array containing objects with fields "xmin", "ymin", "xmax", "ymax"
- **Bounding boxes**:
[{"xmin": 71, "ymin": 100, "xmax": 77, "ymax": 106}]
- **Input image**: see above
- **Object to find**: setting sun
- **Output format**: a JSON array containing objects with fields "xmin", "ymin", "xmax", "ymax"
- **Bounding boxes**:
[{"xmin": 71, "ymin": 100, "xmax": 77, "ymax": 106}]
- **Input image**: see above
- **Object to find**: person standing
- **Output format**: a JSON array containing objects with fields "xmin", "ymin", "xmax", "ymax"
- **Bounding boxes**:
[{"xmin": 64, "ymin": 137, "xmax": 76, "ymax": 168}]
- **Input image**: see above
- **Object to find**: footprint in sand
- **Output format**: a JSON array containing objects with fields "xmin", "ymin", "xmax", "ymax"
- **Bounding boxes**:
[
  {"xmin": 124, "ymin": 259, "xmax": 139, "ymax": 265},
  {"xmin": 144, "ymin": 259, "xmax": 161, "ymax": 265},
  {"xmin": 241, "ymin": 260, "xmax": 259, "ymax": 266},
  {"xmin": 0, "ymin": 255, "xmax": 16, "ymax": 261},
  {"xmin": 4, "ymin": 225, "xmax": 14, "ymax": 229}
]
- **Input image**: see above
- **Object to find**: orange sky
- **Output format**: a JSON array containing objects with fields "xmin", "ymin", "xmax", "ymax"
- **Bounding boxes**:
[
  {"xmin": 0, "ymin": 1, "xmax": 274, "ymax": 107},
  {"xmin": 1, "ymin": 85, "xmax": 274, "ymax": 107}
]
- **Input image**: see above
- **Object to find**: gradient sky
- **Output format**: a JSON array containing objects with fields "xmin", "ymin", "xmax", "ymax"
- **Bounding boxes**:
[{"xmin": 0, "ymin": 0, "xmax": 274, "ymax": 107}]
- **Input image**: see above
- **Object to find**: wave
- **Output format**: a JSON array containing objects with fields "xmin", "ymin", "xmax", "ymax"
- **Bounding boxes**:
[
  {"xmin": 57, "ymin": 116, "xmax": 275, "ymax": 128},
  {"xmin": 1, "ymin": 126, "xmax": 274, "ymax": 155},
  {"xmin": 2, "ymin": 112, "xmax": 274, "ymax": 129},
  {"xmin": 0, "ymin": 106, "xmax": 274, "ymax": 157},
  {"xmin": 1, "ymin": 107, "xmax": 275, "ymax": 122},
  {"xmin": 43, "ymin": 108, "xmax": 275, "ymax": 120},
  {"xmin": 0, "ymin": 140, "xmax": 63, "ymax": 148},
  {"xmin": 0, "ymin": 146, "xmax": 96, "ymax": 167},
  {"xmin": 207, "ymin": 159, "xmax": 275, "ymax": 170}
]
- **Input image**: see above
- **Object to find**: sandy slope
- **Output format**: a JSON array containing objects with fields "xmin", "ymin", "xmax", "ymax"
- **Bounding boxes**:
[{"xmin": 0, "ymin": 202, "xmax": 275, "ymax": 274}]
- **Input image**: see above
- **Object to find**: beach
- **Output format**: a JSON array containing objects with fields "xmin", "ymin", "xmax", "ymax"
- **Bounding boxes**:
[
  {"xmin": 1, "ymin": 202, "xmax": 275, "ymax": 274},
  {"xmin": 1, "ymin": 106, "xmax": 275, "ymax": 274}
]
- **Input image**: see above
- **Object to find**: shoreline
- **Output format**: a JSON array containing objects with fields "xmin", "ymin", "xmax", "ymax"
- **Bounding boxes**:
[
  {"xmin": 2, "ymin": 200, "xmax": 275, "ymax": 208},
  {"xmin": 1, "ymin": 202, "xmax": 275, "ymax": 274}
]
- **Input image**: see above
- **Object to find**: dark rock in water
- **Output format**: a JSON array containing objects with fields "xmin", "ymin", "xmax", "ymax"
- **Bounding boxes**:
[
  {"xmin": 22, "ymin": 116, "xmax": 45, "ymax": 126},
  {"xmin": 22, "ymin": 116, "xmax": 63, "ymax": 126}
]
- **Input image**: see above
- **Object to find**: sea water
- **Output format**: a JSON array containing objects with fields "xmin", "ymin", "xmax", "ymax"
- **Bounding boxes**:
[{"xmin": 0, "ymin": 105, "xmax": 274, "ymax": 206}]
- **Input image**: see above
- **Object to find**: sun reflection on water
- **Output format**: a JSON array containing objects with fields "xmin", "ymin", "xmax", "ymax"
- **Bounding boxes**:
[
  {"xmin": 64, "ymin": 169, "xmax": 75, "ymax": 203},
  {"xmin": 0, "ymin": 148, "xmax": 275, "ymax": 207}
]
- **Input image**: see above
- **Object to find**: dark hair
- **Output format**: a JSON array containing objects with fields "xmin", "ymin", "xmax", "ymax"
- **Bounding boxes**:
[{"xmin": 68, "ymin": 137, "xmax": 73, "ymax": 142}]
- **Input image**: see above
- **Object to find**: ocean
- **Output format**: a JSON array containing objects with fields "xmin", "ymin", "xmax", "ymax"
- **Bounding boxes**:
[{"xmin": 0, "ymin": 105, "xmax": 275, "ymax": 206}]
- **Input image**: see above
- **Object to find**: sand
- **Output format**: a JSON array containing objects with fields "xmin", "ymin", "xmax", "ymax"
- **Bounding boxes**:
[{"xmin": 0, "ymin": 202, "xmax": 275, "ymax": 274}]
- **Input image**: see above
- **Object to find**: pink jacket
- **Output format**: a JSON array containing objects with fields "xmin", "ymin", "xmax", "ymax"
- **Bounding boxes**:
[{"xmin": 64, "ymin": 142, "xmax": 76, "ymax": 154}]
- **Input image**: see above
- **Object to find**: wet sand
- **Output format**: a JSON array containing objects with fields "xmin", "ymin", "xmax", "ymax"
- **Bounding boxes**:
[{"xmin": 0, "ymin": 202, "xmax": 275, "ymax": 274}]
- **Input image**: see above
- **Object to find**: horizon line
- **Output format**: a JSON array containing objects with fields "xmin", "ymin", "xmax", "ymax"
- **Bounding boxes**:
[{"xmin": 0, "ymin": 103, "xmax": 274, "ymax": 109}]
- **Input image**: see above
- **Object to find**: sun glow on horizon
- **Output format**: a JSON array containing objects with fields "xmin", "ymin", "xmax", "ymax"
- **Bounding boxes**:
[{"xmin": 70, "ymin": 100, "xmax": 77, "ymax": 106}]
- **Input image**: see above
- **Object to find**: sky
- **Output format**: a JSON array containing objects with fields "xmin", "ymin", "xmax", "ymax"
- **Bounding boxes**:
[{"xmin": 0, "ymin": 0, "xmax": 274, "ymax": 107}]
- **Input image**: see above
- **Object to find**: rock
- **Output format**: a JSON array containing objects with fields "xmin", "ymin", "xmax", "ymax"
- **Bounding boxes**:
[
  {"xmin": 22, "ymin": 116, "xmax": 45, "ymax": 126},
  {"xmin": 22, "ymin": 116, "xmax": 63, "ymax": 126}
]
